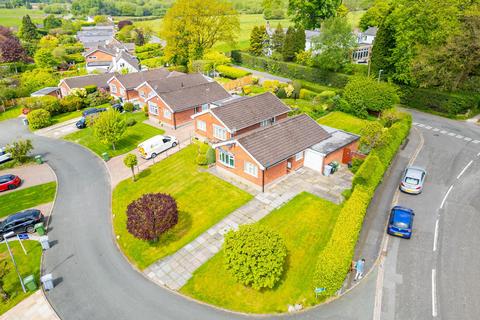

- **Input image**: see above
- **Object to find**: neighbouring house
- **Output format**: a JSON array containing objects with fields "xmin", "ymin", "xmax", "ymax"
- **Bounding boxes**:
[
  {"xmin": 30, "ymin": 87, "xmax": 61, "ymax": 98},
  {"xmin": 136, "ymin": 73, "xmax": 231, "ymax": 129},
  {"xmin": 192, "ymin": 92, "xmax": 291, "ymax": 142},
  {"xmin": 352, "ymin": 27, "xmax": 378, "ymax": 63},
  {"xmin": 84, "ymin": 43, "xmax": 139, "ymax": 74},
  {"xmin": 107, "ymin": 68, "xmax": 173, "ymax": 105},
  {"xmin": 212, "ymin": 113, "xmax": 359, "ymax": 191},
  {"xmin": 59, "ymin": 73, "xmax": 117, "ymax": 97},
  {"xmin": 77, "ymin": 25, "xmax": 115, "ymax": 47}
]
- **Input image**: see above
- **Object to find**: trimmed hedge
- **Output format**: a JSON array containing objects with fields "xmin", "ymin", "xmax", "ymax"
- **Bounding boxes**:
[
  {"xmin": 216, "ymin": 65, "xmax": 251, "ymax": 79},
  {"xmin": 313, "ymin": 114, "xmax": 412, "ymax": 297},
  {"xmin": 231, "ymin": 51, "xmax": 349, "ymax": 88},
  {"xmin": 299, "ymin": 88, "xmax": 318, "ymax": 100},
  {"xmin": 27, "ymin": 109, "xmax": 51, "ymax": 129},
  {"xmin": 400, "ymin": 86, "xmax": 480, "ymax": 118}
]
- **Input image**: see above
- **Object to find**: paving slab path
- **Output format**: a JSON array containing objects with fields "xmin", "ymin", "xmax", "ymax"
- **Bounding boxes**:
[{"xmin": 0, "ymin": 290, "xmax": 59, "ymax": 320}]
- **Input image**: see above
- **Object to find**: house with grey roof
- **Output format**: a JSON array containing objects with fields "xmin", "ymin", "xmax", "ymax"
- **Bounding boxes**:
[
  {"xmin": 58, "ymin": 73, "xmax": 118, "ymax": 97},
  {"xmin": 84, "ymin": 42, "xmax": 140, "ymax": 74},
  {"xmin": 77, "ymin": 25, "xmax": 115, "ymax": 46},
  {"xmin": 30, "ymin": 87, "xmax": 60, "ymax": 98}
]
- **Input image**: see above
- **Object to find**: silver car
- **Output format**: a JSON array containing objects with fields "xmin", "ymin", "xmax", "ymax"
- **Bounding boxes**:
[
  {"xmin": 0, "ymin": 147, "xmax": 11, "ymax": 164},
  {"xmin": 400, "ymin": 166, "xmax": 426, "ymax": 194}
]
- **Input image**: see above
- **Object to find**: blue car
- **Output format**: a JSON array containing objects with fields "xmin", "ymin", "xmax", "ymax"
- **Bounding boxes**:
[{"xmin": 387, "ymin": 206, "xmax": 415, "ymax": 239}]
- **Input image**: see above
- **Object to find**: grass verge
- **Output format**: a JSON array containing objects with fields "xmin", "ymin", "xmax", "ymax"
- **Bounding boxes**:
[
  {"xmin": 0, "ymin": 182, "xmax": 56, "ymax": 219},
  {"xmin": 0, "ymin": 106, "xmax": 21, "ymax": 122},
  {"xmin": 181, "ymin": 192, "xmax": 340, "ymax": 313},
  {"xmin": 112, "ymin": 145, "xmax": 252, "ymax": 269},
  {"xmin": 0, "ymin": 241, "xmax": 42, "ymax": 315}
]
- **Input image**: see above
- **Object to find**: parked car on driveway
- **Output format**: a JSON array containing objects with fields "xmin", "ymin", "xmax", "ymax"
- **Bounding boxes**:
[
  {"xmin": 387, "ymin": 206, "xmax": 415, "ymax": 239},
  {"xmin": 0, "ymin": 209, "xmax": 44, "ymax": 241},
  {"xmin": 400, "ymin": 166, "xmax": 426, "ymax": 194},
  {"xmin": 138, "ymin": 135, "xmax": 178, "ymax": 159},
  {"xmin": 0, "ymin": 147, "xmax": 11, "ymax": 163},
  {"xmin": 111, "ymin": 103, "xmax": 123, "ymax": 113},
  {"xmin": 82, "ymin": 107, "xmax": 107, "ymax": 117},
  {"xmin": 76, "ymin": 108, "xmax": 108, "ymax": 129},
  {"xmin": 0, "ymin": 174, "xmax": 21, "ymax": 192}
]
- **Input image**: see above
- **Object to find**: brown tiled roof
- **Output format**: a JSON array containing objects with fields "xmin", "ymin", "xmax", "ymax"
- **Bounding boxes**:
[
  {"xmin": 147, "ymin": 73, "xmax": 209, "ymax": 94},
  {"xmin": 115, "ymin": 68, "xmax": 171, "ymax": 89},
  {"xmin": 62, "ymin": 73, "xmax": 118, "ymax": 89},
  {"xmin": 237, "ymin": 114, "xmax": 331, "ymax": 168},
  {"xmin": 210, "ymin": 92, "xmax": 290, "ymax": 131},
  {"xmin": 159, "ymin": 82, "xmax": 230, "ymax": 112}
]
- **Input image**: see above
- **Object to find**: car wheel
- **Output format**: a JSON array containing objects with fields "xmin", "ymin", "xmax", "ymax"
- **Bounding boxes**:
[
  {"xmin": 151, "ymin": 153, "xmax": 157, "ymax": 159},
  {"xmin": 172, "ymin": 142, "xmax": 177, "ymax": 147},
  {"xmin": 8, "ymin": 184, "xmax": 17, "ymax": 190},
  {"xmin": 26, "ymin": 226, "xmax": 35, "ymax": 233}
]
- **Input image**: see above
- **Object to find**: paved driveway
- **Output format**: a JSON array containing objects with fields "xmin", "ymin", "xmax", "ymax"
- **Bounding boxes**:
[{"xmin": 0, "ymin": 163, "xmax": 55, "ymax": 194}]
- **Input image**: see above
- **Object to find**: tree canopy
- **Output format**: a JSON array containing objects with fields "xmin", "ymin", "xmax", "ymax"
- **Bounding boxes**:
[
  {"xmin": 288, "ymin": 0, "xmax": 342, "ymax": 29},
  {"xmin": 93, "ymin": 109, "xmax": 127, "ymax": 150},
  {"xmin": 162, "ymin": 0, "xmax": 240, "ymax": 66},
  {"xmin": 18, "ymin": 15, "xmax": 38, "ymax": 42}
]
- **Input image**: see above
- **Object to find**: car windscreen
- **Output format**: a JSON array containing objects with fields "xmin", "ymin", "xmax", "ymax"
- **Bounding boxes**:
[
  {"xmin": 393, "ymin": 221, "xmax": 409, "ymax": 229},
  {"xmin": 405, "ymin": 177, "xmax": 419, "ymax": 185}
]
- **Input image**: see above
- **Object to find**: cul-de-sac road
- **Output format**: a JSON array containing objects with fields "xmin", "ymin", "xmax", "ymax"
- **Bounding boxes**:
[{"xmin": 0, "ymin": 109, "xmax": 478, "ymax": 320}]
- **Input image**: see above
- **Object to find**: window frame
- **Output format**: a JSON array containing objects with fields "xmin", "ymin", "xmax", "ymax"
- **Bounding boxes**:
[
  {"xmin": 197, "ymin": 120, "xmax": 206, "ymax": 132},
  {"xmin": 213, "ymin": 124, "xmax": 227, "ymax": 141},
  {"xmin": 148, "ymin": 101, "xmax": 158, "ymax": 115},
  {"xmin": 244, "ymin": 161, "xmax": 258, "ymax": 177},
  {"xmin": 163, "ymin": 109, "xmax": 172, "ymax": 119},
  {"xmin": 295, "ymin": 151, "xmax": 304, "ymax": 161},
  {"xmin": 110, "ymin": 84, "xmax": 117, "ymax": 93},
  {"xmin": 219, "ymin": 150, "xmax": 235, "ymax": 168}
]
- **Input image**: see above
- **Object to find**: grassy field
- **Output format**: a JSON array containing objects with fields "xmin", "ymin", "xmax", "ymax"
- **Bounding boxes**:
[
  {"xmin": 0, "ymin": 8, "xmax": 45, "ymax": 27},
  {"xmin": 112, "ymin": 145, "xmax": 252, "ymax": 269},
  {"xmin": 0, "ymin": 106, "xmax": 21, "ymax": 122},
  {"xmin": 317, "ymin": 111, "xmax": 371, "ymax": 135},
  {"xmin": 347, "ymin": 10, "xmax": 366, "ymax": 28},
  {"xmin": 181, "ymin": 192, "xmax": 340, "ymax": 313},
  {"xmin": 0, "ymin": 241, "xmax": 42, "ymax": 315},
  {"xmin": 63, "ymin": 112, "xmax": 164, "ymax": 158},
  {"xmin": 0, "ymin": 182, "xmax": 56, "ymax": 219},
  {"xmin": 50, "ymin": 110, "xmax": 83, "ymax": 125}
]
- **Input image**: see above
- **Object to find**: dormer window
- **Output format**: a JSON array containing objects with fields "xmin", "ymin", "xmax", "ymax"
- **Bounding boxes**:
[{"xmin": 260, "ymin": 117, "xmax": 275, "ymax": 127}]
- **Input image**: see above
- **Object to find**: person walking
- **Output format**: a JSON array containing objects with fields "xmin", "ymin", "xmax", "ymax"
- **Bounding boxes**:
[{"xmin": 354, "ymin": 258, "xmax": 365, "ymax": 281}]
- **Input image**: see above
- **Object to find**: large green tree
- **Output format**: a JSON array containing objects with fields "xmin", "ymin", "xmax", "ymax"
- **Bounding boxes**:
[
  {"xmin": 270, "ymin": 23, "xmax": 285, "ymax": 54},
  {"xmin": 18, "ymin": 15, "xmax": 38, "ymax": 42},
  {"xmin": 313, "ymin": 16, "xmax": 357, "ymax": 72},
  {"xmin": 282, "ymin": 26, "xmax": 304, "ymax": 61},
  {"xmin": 288, "ymin": 0, "xmax": 342, "ymax": 29},
  {"xmin": 162, "ymin": 0, "xmax": 240, "ymax": 66},
  {"xmin": 249, "ymin": 25, "xmax": 269, "ymax": 56},
  {"xmin": 34, "ymin": 48, "xmax": 60, "ymax": 68},
  {"xmin": 44, "ymin": 15, "xmax": 62, "ymax": 30},
  {"xmin": 262, "ymin": 0, "xmax": 286, "ymax": 19},
  {"xmin": 359, "ymin": 0, "xmax": 390, "ymax": 30},
  {"xmin": 93, "ymin": 109, "xmax": 127, "ymax": 150}
]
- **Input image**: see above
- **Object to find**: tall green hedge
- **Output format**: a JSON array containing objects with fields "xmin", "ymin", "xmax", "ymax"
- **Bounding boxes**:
[
  {"xmin": 231, "ymin": 51, "xmax": 349, "ymax": 88},
  {"xmin": 399, "ymin": 86, "xmax": 480, "ymax": 118},
  {"xmin": 313, "ymin": 114, "xmax": 412, "ymax": 297}
]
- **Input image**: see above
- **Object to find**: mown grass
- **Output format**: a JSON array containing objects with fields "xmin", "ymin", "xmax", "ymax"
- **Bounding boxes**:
[
  {"xmin": 181, "ymin": 192, "xmax": 340, "ymax": 313},
  {"xmin": 112, "ymin": 145, "xmax": 253, "ymax": 269},
  {"xmin": 50, "ymin": 110, "xmax": 83, "ymax": 125},
  {"xmin": 63, "ymin": 112, "xmax": 164, "ymax": 158},
  {"xmin": 0, "ymin": 182, "xmax": 56, "ymax": 219},
  {"xmin": 0, "ymin": 8, "xmax": 45, "ymax": 27},
  {"xmin": 317, "ymin": 111, "xmax": 371, "ymax": 135},
  {"xmin": 283, "ymin": 98, "xmax": 329, "ymax": 120},
  {"xmin": 0, "ymin": 241, "xmax": 42, "ymax": 315},
  {"xmin": 0, "ymin": 106, "xmax": 21, "ymax": 122}
]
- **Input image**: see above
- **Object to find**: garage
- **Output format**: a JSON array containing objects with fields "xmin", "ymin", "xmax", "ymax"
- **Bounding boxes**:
[{"xmin": 303, "ymin": 148, "xmax": 325, "ymax": 172}]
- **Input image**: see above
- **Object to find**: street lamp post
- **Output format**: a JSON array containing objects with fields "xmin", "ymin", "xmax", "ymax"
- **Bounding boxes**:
[
  {"xmin": 4, "ymin": 232, "xmax": 26, "ymax": 293},
  {"xmin": 378, "ymin": 69, "xmax": 384, "ymax": 82}
]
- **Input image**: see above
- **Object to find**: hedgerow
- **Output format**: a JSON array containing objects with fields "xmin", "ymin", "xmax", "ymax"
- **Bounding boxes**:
[{"xmin": 217, "ymin": 65, "xmax": 251, "ymax": 79}]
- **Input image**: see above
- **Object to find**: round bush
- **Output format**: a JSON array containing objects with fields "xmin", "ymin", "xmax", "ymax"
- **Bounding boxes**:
[
  {"xmin": 27, "ymin": 109, "xmax": 51, "ymax": 129},
  {"xmin": 196, "ymin": 154, "xmax": 207, "ymax": 165},
  {"xmin": 223, "ymin": 225, "xmax": 287, "ymax": 290},
  {"xmin": 123, "ymin": 102, "xmax": 134, "ymax": 112},
  {"xmin": 126, "ymin": 193, "xmax": 178, "ymax": 241},
  {"xmin": 125, "ymin": 118, "xmax": 137, "ymax": 127}
]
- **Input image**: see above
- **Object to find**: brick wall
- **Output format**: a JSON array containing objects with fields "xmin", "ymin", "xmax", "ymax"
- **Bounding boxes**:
[
  {"xmin": 324, "ymin": 140, "xmax": 359, "ymax": 165},
  {"xmin": 59, "ymin": 82, "xmax": 70, "ymax": 97},
  {"xmin": 215, "ymin": 143, "xmax": 263, "ymax": 186},
  {"xmin": 147, "ymin": 96, "xmax": 174, "ymax": 127},
  {"xmin": 86, "ymin": 50, "xmax": 114, "ymax": 63},
  {"xmin": 109, "ymin": 78, "xmax": 125, "ymax": 100},
  {"xmin": 174, "ymin": 108, "xmax": 195, "ymax": 128},
  {"xmin": 194, "ymin": 112, "xmax": 232, "ymax": 141}
]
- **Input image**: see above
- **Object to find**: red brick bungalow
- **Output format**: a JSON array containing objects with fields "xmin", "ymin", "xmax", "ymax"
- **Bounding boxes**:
[
  {"xmin": 212, "ymin": 114, "xmax": 360, "ymax": 191},
  {"xmin": 191, "ymin": 92, "xmax": 291, "ymax": 142},
  {"xmin": 58, "ymin": 73, "xmax": 117, "ymax": 97},
  {"xmin": 135, "ymin": 73, "xmax": 231, "ymax": 129},
  {"xmin": 107, "ymin": 68, "xmax": 173, "ymax": 106}
]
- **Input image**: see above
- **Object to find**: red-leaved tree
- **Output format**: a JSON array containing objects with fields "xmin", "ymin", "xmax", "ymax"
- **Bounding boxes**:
[
  {"xmin": 0, "ymin": 25, "xmax": 29, "ymax": 63},
  {"xmin": 126, "ymin": 193, "xmax": 178, "ymax": 241},
  {"xmin": 118, "ymin": 20, "xmax": 133, "ymax": 30}
]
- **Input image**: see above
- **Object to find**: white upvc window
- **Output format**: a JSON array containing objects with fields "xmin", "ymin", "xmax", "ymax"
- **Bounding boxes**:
[
  {"xmin": 140, "ymin": 91, "xmax": 145, "ymax": 98},
  {"xmin": 219, "ymin": 150, "xmax": 235, "ymax": 168},
  {"xmin": 163, "ymin": 109, "xmax": 172, "ymax": 119},
  {"xmin": 148, "ymin": 101, "xmax": 158, "ymax": 115},
  {"xmin": 260, "ymin": 117, "xmax": 275, "ymax": 127},
  {"xmin": 201, "ymin": 103, "xmax": 209, "ymax": 112},
  {"xmin": 197, "ymin": 120, "xmax": 206, "ymax": 131},
  {"xmin": 244, "ymin": 161, "xmax": 258, "ymax": 177},
  {"xmin": 120, "ymin": 88, "xmax": 125, "ymax": 95},
  {"xmin": 213, "ymin": 125, "xmax": 227, "ymax": 141},
  {"xmin": 295, "ymin": 151, "xmax": 304, "ymax": 161},
  {"xmin": 110, "ymin": 84, "xmax": 117, "ymax": 93}
]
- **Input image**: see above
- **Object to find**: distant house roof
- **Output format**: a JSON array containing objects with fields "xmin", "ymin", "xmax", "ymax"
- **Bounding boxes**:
[
  {"xmin": 305, "ymin": 29, "xmax": 321, "ymax": 40},
  {"xmin": 30, "ymin": 87, "xmax": 59, "ymax": 97},
  {"xmin": 83, "ymin": 46, "xmax": 116, "ymax": 57},
  {"xmin": 87, "ymin": 61, "xmax": 112, "ymax": 67},
  {"xmin": 116, "ymin": 51, "xmax": 140, "ymax": 71},
  {"xmin": 112, "ymin": 68, "xmax": 172, "ymax": 89},
  {"xmin": 61, "ymin": 73, "xmax": 117, "ymax": 89},
  {"xmin": 235, "ymin": 114, "xmax": 331, "ymax": 168},
  {"xmin": 210, "ymin": 92, "xmax": 291, "ymax": 131},
  {"xmin": 363, "ymin": 27, "xmax": 378, "ymax": 36},
  {"xmin": 310, "ymin": 125, "xmax": 359, "ymax": 155},
  {"xmin": 159, "ymin": 82, "xmax": 230, "ymax": 113},
  {"xmin": 146, "ymin": 73, "xmax": 209, "ymax": 94}
]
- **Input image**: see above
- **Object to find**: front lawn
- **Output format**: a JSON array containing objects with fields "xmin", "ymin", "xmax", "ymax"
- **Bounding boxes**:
[
  {"xmin": 317, "ymin": 111, "xmax": 371, "ymax": 135},
  {"xmin": 63, "ymin": 112, "xmax": 164, "ymax": 158},
  {"xmin": 0, "ymin": 106, "xmax": 21, "ymax": 122},
  {"xmin": 112, "ymin": 145, "xmax": 253, "ymax": 269},
  {"xmin": 181, "ymin": 192, "xmax": 340, "ymax": 313},
  {"xmin": 50, "ymin": 110, "xmax": 83, "ymax": 125},
  {"xmin": 0, "ymin": 241, "xmax": 42, "ymax": 315},
  {"xmin": 283, "ymin": 99, "xmax": 328, "ymax": 120},
  {"xmin": 0, "ymin": 182, "xmax": 56, "ymax": 219}
]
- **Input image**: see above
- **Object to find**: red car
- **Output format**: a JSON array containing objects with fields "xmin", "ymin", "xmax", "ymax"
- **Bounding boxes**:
[{"xmin": 0, "ymin": 174, "xmax": 21, "ymax": 192}]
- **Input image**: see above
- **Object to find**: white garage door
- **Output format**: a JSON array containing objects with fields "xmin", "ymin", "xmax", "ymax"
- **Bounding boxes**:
[{"xmin": 304, "ymin": 149, "xmax": 324, "ymax": 172}]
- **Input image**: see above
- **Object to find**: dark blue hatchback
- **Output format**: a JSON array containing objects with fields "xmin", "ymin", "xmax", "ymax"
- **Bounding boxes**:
[{"xmin": 387, "ymin": 206, "xmax": 415, "ymax": 239}]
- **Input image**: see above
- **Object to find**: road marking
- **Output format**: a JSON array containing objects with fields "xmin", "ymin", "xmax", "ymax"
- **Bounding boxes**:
[
  {"xmin": 477, "ymin": 152, "xmax": 480, "ymax": 157},
  {"xmin": 418, "ymin": 123, "xmax": 425, "ymax": 127},
  {"xmin": 433, "ymin": 219, "xmax": 439, "ymax": 252},
  {"xmin": 448, "ymin": 132, "xmax": 456, "ymax": 136},
  {"xmin": 464, "ymin": 137, "xmax": 472, "ymax": 141},
  {"xmin": 433, "ymin": 128, "xmax": 440, "ymax": 132},
  {"xmin": 440, "ymin": 185, "xmax": 453, "ymax": 209},
  {"xmin": 425, "ymin": 125, "xmax": 432, "ymax": 129},
  {"xmin": 440, "ymin": 130, "xmax": 447, "ymax": 134},
  {"xmin": 456, "ymin": 160, "xmax": 473, "ymax": 179},
  {"xmin": 456, "ymin": 135, "xmax": 464, "ymax": 139},
  {"xmin": 473, "ymin": 140, "xmax": 480, "ymax": 144},
  {"xmin": 432, "ymin": 269, "xmax": 438, "ymax": 317}
]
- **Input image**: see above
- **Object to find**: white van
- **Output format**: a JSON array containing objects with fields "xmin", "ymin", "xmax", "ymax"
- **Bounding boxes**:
[{"xmin": 138, "ymin": 135, "xmax": 178, "ymax": 159}]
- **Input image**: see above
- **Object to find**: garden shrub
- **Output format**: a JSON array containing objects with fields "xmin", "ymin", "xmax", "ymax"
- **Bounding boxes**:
[
  {"xmin": 217, "ymin": 65, "xmax": 251, "ymax": 79},
  {"xmin": 19, "ymin": 96, "xmax": 61, "ymax": 115},
  {"xmin": 86, "ymin": 91, "xmax": 112, "ymax": 107},
  {"xmin": 352, "ymin": 153, "xmax": 384, "ymax": 188},
  {"xmin": 206, "ymin": 147, "xmax": 216, "ymax": 165},
  {"xmin": 125, "ymin": 118, "xmax": 137, "ymax": 127},
  {"xmin": 27, "ymin": 109, "xmax": 51, "ymax": 129},
  {"xmin": 262, "ymin": 80, "xmax": 281, "ymax": 92},
  {"xmin": 299, "ymin": 88, "xmax": 318, "ymax": 100},
  {"xmin": 168, "ymin": 65, "xmax": 188, "ymax": 73},
  {"xmin": 141, "ymin": 57, "xmax": 165, "ymax": 68},
  {"xmin": 317, "ymin": 90, "xmax": 336, "ymax": 102},
  {"xmin": 135, "ymin": 43, "xmax": 162, "ymax": 54},
  {"xmin": 123, "ymin": 102, "xmax": 135, "ymax": 112},
  {"xmin": 242, "ymin": 85, "xmax": 252, "ymax": 95},
  {"xmin": 276, "ymin": 87, "xmax": 287, "ymax": 98},
  {"xmin": 350, "ymin": 158, "xmax": 364, "ymax": 174},
  {"xmin": 84, "ymin": 85, "xmax": 97, "ymax": 94},
  {"xmin": 5, "ymin": 139, "xmax": 33, "ymax": 163},
  {"xmin": 60, "ymin": 95, "xmax": 84, "ymax": 112},
  {"xmin": 224, "ymin": 225, "xmax": 287, "ymax": 290},
  {"xmin": 196, "ymin": 154, "xmax": 207, "ymax": 165}
]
